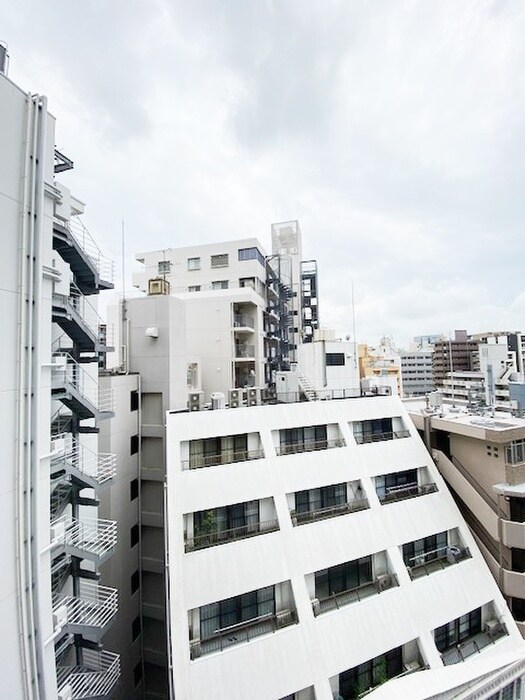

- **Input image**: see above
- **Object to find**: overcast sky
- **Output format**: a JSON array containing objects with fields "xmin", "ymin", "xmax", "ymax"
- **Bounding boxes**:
[{"xmin": 4, "ymin": 0, "xmax": 525, "ymax": 347}]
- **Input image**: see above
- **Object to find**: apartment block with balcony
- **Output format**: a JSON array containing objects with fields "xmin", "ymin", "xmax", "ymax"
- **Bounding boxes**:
[
  {"xmin": 165, "ymin": 395, "xmax": 525, "ymax": 700},
  {"xmin": 407, "ymin": 399, "xmax": 525, "ymax": 641},
  {"xmin": 0, "ymin": 65, "xmax": 118, "ymax": 698}
]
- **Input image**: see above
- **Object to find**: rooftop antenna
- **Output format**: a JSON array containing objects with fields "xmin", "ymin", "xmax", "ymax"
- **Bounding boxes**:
[
  {"xmin": 449, "ymin": 331, "xmax": 455, "ymax": 407},
  {"xmin": 351, "ymin": 280, "xmax": 358, "ymax": 371}
]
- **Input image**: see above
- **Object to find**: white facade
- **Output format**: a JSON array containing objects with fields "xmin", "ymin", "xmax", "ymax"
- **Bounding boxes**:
[
  {"xmin": 296, "ymin": 338, "xmax": 360, "ymax": 397},
  {"xmin": 165, "ymin": 396, "xmax": 525, "ymax": 700}
]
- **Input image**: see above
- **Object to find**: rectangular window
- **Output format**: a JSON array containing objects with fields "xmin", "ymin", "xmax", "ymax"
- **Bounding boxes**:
[
  {"xmin": 211, "ymin": 253, "xmax": 229, "ymax": 268},
  {"xmin": 157, "ymin": 260, "xmax": 171, "ymax": 274},
  {"xmin": 132, "ymin": 616, "xmax": 141, "ymax": 641},
  {"xmin": 375, "ymin": 469, "xmax": 418, "ymax": 500},
  {"xmin": 199, "ymin": 586, "xmax": 275, "ymax": 639},
  {"xmin": 131, "ymin": 524, "xmax": 139, "ymax": 548},
  {"xmin": 130, "ymin": 434, "xmax": 139, "ymax": 455},
  {"xmin": 402, "ymin": 531, "xmax": 448, "ymax": 566},
  {"xmin": 130, "ymin": 478, "xmax": 139, "ymax": 501},
  {"xmin": 434, "ymin": 608, "xmax": 482, "ymax": 652},
  {"xmin": 238, "ymin": 247, "xmax": 265, "ymax": 266},
  {"xmin": 131, "ymin": 570, "xmax": 140, "ymax": 595},
  {"xmin": 212, "ymin": 280, "xmax": 229, "ymax": 290},
  {"xmin": 188, "ymin": 285, "xmax": 201, "ymax": 292},
  {"xmin": 315, "ymin": 557, "xmax": 373, "ymax": 599},
  {"xmin": 130, "ymin": 390, "xmax": 139, "ymax": 411},
  {"xmin": 326, "ymin": 353, "xmax": 345, "ymax": 366},
  {"xmin": 187, "ymin": 257, "xmax": 200, "ymax": 270}
]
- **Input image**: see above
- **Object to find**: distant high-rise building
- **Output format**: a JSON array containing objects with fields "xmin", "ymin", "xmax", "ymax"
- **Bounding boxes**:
[{"xmin": 432, "ymin": 331, "xmax": 477, "ymax": 388}]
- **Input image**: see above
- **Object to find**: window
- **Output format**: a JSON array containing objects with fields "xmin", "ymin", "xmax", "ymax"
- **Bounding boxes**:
[
  {"xmin": 187, "ymin": 257, "xmax": 200, "ymax": 271},
  {"xmin": 280, "ymin": 425, "xmax": 327, "ymax": 453},
  {"xmin": 326, "ymin": 353, "xmax": 345, "ymax": 366},
  {"xmin": 130, "ymin": 434, "xmax": 139, "ymax": 455},
  {"xmin": 212, "ymin": 280, "xmax": 229, "ymax": 290},
  {"xmin": 353, "ymin": 417, "xmax": 394, "ymax": 444},
  {"xmin": 188, "ymin": 285, "xmax": 201, "ymax": 292},
  {"xmin": 189, "ymin": 434, "xmax": 248, "ymax": 469},
  {"xmin": 199, "ymin": 586, "xmax": 275, "ymax": 639},
  {"xmin": 296, "ymin": 484, "xmax": 346, "ymax": 513},
  {"xmin": 238, "ymin": 247, "xmax": 265, "ymax": 266},
  {"xmin": 133, "ymin": 662, "xmax": 142, "ymax": 687},
  {"xmin": 130, "ymin": 390, "xmax": 139, "ymax": 411},
  {"xmin": 339, "ymin": 646, "xmax": 403, "ymax": 699},
  {"xmin": 131, "ymin": 524, "xmax": 139, "ymax": 548},
  {"xmin": 132, "ymin": 616, "xmax": 141, "ymax": 641},
  {"xmin": 131, "ymin": 570, "xmax": 140, "ymax": 595},
  {"xmin": 239, "ymin": 277, "xmax": 255, "ymax": 290},
  {"xmin": 315, "ymin": 557, "xmax": 372, "ymax": 599},
  {"xmin": 130, "ymin": 478, "xmax": 139, "ymax": 501},
  {"xmin": 211, "ymin": 253, "xmax": 228, "ymax": 268},
  {"xmin": 375, "ymin": 469, "xmax": 417, "ymax": 500},
  {"xmin": 157, "ymin": 260, "xmax": 171, "ymax": 274},
  {"xmin": 194, "ymin": 501, "xmax": 259, "ymax": 537},
  {"xmin": 434, "ymin": 608, "xmax": 482, "ymax": 652},
  {"xmin": 402, "ymin": 531, "xmax": 447, "ymax": 566}
]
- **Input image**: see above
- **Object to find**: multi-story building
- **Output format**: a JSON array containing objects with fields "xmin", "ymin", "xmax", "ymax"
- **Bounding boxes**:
[
  {"xmin": 1, "ymin": 63, "xmax": 119, "ymax": 698},
  {"xmin": 359, "ymin": 338, "xmax": 403, "ymax": 396},
  {"xmin": 406, "ymin": 399, "xmax": 525, "ymax": 640},
  {"xmin": 432, "ymin": 331, "xmax": 477, "ymax": 388},
  {"xmin": 400, "ymin": 349, "xmax": 435, "ymax": 397},
  {"xmin": 164, "ymin": 395, "xmax": 525, "ymax": 699}
]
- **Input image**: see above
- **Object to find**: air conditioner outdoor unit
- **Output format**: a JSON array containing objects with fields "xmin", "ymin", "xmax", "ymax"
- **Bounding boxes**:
[
  {"xmin": 228, "ymin": 389, "xmax": 243, "ymax": 408},
  {"xmin": 446, "ymin": 545, "xmax": 462, "ymax": 564},
  {"xmin": 53, "ymin": 604, "xmax": 69, "ymax": 631},
  {"xmin": 484, "ymin": 619, "xmax": 501, "ymax": 637},
  {"xmin": 188, "ymin": 392, "xmax": 202, "ymax": 412},
  {"xmin": 311, "ymin": 598, "xmax": 321, "ymax": 616},
  {"xmin": 376, "ymin": 574, "xmax": 392, "ymax": 592},
  {"xmin": 190, "ymin": 639, "xmax": 201, "ymax": 659},
  {"xmin": 275, "ymin": 609, "xmax": 293, "ymax": 628},
  {"xmin": 211, "ymin": 392, "xmax": 226, "ymax": 410},
  {"xmin": 247, "ymin": 387, "xmax": 260, "ymax": 406},
  {"xmin": 404, "ymin": 660, "xmax": 421, "ymax": 673},
  {"xmin": 57, "ymin": 685, "xmax": 73, "ymax": 700}
]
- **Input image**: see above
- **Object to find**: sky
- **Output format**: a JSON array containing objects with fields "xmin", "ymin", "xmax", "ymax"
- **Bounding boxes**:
[{"xmin": 4, "ymin": 0, "xmax": 525, "ymax": 348}]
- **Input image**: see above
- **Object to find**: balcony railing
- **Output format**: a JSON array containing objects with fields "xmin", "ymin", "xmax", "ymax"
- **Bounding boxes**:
[
  {"xmin": 441, "ymin": 622, "xmax": 508, "ymax": 665},
  {"xmin": 291, "ymin": 499, "xmax": 369, "ymax": 526},
  {"xmin": 234, "ymin": 313, "xmax": 255, "ymax": 329},
  {"xmin": 190, "ymin": 609, "xmax": 297, "ymax": 659},
  {"xmin": 234, "ymin": 344, "xmax": 255, "ymax": 358},
  {"xmin": 56, "ymin": 649, "xmax": 120, "ymax": 699},
  {"xmin": 354, "ymin": 429, "xmax": 411, "ymax": 445},
  {"xmin": 182, "ymin": 447, "xmax": 264, "ymax": 470},
  {"xmin": 313, "ymin": 574, "xmax": 399, "ymax": 616},
  {"xmin": 276, "ymin": 437, "xmax": 345, "ymax": 456},
  {"xmin": 407, "ymin": 546, "xmax": 471, "ymax": 579},
  {"xmin": 185, "ymin": 518, "xmax": 279, "ymax": 552},
  {"xmin": 51, "ymin": 437, "xmax": 116, "ymax": 486},
  {"xmin": 51, "ymin": 515, "xmax": 117, "ymax": 562},
  {"xmin": 378, "ymin": 482, "xmax": 438, "ymax": 504},
  {"xmin": 53, "ymin": 580, "xmax": 118, "ymax": 634}
]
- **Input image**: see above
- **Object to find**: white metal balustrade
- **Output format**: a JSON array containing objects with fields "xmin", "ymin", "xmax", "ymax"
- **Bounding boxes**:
[
  {"xmin": 51, "ymin": 436, "xmax": 116, "ymax": 486},
  {"xmin": 67, "ymin": 217, "xmax": 115, "ymax": 284},
  {"xmin": 52, "ymin": 353, "xmax": 114, "ymax": 415},
  {"xmin": 57, "ymin": 649, "xmax": 120, "ymax": 699},
  {"xmin": 53, "ymin": 580, "xmax": 118, "ymax": 635},
  {"xmin": 51, "ymin": 515, "xmax": 117, "ymax": 563}
]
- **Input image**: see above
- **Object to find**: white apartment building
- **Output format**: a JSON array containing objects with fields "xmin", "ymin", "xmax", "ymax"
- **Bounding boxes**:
[
  {"xmin": 401, "ymin": 349, "xmax": 435, "ymax": 397},
  {"xmin": 1, "ymin": 63, "xmax": 118, "ymax": 699},
  {"xmin": 164, "ymin": 395, "xmax": 525, "ymax": 700}
]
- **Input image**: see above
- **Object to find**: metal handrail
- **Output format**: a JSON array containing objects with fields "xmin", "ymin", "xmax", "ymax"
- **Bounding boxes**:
[
  {"xmin": 378, "ymin": 482, "xmax": 438, "ymax": 504},
  {"xmin": 276, "ymin": 437, "xmax": 345, "ymax": 456},
  {"xmin": 185, "ymin": 519, "xmax": 279, "ymax": 552},
  {"xmin": 441, "ymin": 622, "xmax": 508, "ymax": 665},
  {"xmin": 51, "ymin": 439, "xmax": 116, "ymax": 484},
  {"xmin": 52, "ymin": 515, "xmax": 117, "ymax": 558},
  {"xmin": 355, "ymin": 429, "xmax": 411, "ymax": 444},
  {"xmin": 57, "ymin": 649, "xmax": 120, "ymax": 698},
  {"xmin": 407, "ymin": 546, "xmax": 471, "ymax": 578},
  {"xmin": 291, "ymin": 499, "xmax": 369, "ymax": 525},
  {"xmin": 67, "ymin": 216, "xmax": 115, "ymax": 283},
  {"xmin": 314, "ymin": 574, "xmax": 399, "ymax": 615},
  {"xmin": 53, "ymin": 580, "xmax": 118, "ymax": 630},
  {"xmin": 183, "ymin": 447, "xmax": 264, "ymax": 470},
  {"xmin": 52, "ymin": 352, "xmax": 113, "ymax": 412}
]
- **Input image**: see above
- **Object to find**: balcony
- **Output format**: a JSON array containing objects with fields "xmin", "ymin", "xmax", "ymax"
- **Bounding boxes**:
[
  {"xmin": 185, "ymin": 518, "xmax": 279, "ymax": 552},
  {"xmin": 407, "ymin": 545, "xmax": 471, "ymax": 580},
  {"xmin": 312, "ymin": 573, "xmax": 399, "ymax": 616},
  {"xmin": 56, "ymin": 649, "xmax": 120, "ymax": 699},
  {"xmin": 291, "ymin": 498, "xmax": 369, "ymax": 526},
  {"xmin": 51, "ymin": 438, "xmax": 116, "ymax": 489},
  {"xmin": 182, "ymin": 446, "xmax": 264, "ymax": 470},
  {"xmin": 233, "ymin": 313, "xmax": 255, "ymax": 329},
  {"xmin": 441, "ymin": 621, "xmax": 508, "ymax": 665},
  {"xmin": 190, "ymin": 609, "xmax": 297, "ymax": 659},
  {"xmin": 51, "ymin": 516, "xmax": 117, "ymax": 565},
  {"xmin": 53, "ymin": 581, "xmax": 118, "ymax": 639},
  {"xmin": 354, "ymin": 429, "xmax": 411, "ymax": 445},
  {"xmin": 276, "ymin": 437, "xmax": 345, "ymax": 456},
  {"xmin": 234, "ymin": 344, "xmax": 255, "ymax": 359},
  {"xmin": 378, "ymin": 482, "xmax": 438, "ymax": 504}
]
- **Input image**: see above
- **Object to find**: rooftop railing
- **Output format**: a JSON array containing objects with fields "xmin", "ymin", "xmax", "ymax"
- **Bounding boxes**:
[
  {"xmin": 313, "ymin": 574, "xmax": 399, "ymax": 616},
  {"xmin": 185, "ymin": 518, "xmax": 279, "ymax": 552},
  {"xmin": 53, "ymin": 580, "xmax": 118, "ymax": 633},
  {"xmin": 354, "ymin": 429, "xmax": 411, "ymax": 445},
  {"xmin": 291, "ymin": 498, "xmax": 369, "ymax": 526},
  {"xmin": 56, "ymin": 649, "xmax": 120, "ymax": 699},
  {"xmin": 276, "ymin": 437, "xmax": 345, "ymax": 457},
  {"xmin": 182, "ymin": 447, "xmax": 264, "ymax": 470},
  {"xmin": 190, "ymin": 608, "xmax": 297, "ymax": 659},
  {"xmin": 378, "ymin": 482, "xmax": 438, "ymax": 505}
]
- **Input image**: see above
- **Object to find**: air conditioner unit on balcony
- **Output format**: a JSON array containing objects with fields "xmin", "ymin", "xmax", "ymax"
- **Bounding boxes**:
[
  {"xmin": 275, "ymin": 609, "xmax": 293, "ymax": 628},
  {"xmin": 58, "ymin": 686, "xmax": 73, "ymax": 700},
  {"xmin": 228, "ymin": 389, "xmax": 243, "ymax": 408},
  {"xmin": 484, "ymin": 619, "xmax": 501, "ymax": 637},
  {"xmin": 53, "ymin": 604, "xmax": 69, "ymax": 631},
  {"xmin": 446, "ymin": 545, "xmax": 462, "ymax": 564},
  {"xmin": 247, "ymin": 387, "xmax": 260, "ymax": 406},
  {"xmin": 311, "ymin": 598, "xmax": 321, "ymax": 616},
  {"xmin": 376, "ymin": 574, "xmax": 392, "ymax": 592},
  {"xmin": 190, "ymin": 639, "xmax": 201, "ymax": 659}
]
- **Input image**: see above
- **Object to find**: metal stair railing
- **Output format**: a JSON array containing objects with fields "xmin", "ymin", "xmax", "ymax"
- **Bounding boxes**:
[{"xmin": 67, "ymin": 217, "xmax": 115, "ymax": 284}]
